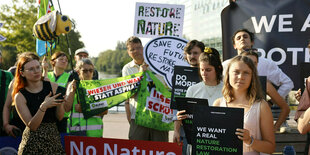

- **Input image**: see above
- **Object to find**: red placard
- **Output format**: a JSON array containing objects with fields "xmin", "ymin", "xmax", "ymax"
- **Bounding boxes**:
[{"xmin": 65, "ymin": 136, "xmax": 182, "ymax": 155}]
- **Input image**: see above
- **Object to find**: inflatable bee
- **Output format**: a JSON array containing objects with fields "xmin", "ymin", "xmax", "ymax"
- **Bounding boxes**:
[{"xmin": 33, "ymin": 10, "xmax": 72, "ymax": 41}]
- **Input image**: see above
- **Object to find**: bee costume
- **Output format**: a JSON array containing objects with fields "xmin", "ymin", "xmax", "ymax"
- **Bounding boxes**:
[{"xmin": 33, "ymin": 10, "xmax": 72, "ymax": 41}]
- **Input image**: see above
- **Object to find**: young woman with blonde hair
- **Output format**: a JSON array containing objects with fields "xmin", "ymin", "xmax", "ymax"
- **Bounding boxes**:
[{"xmin": 214, "ymin": 56, "xmax": 275, "ymax": 154}]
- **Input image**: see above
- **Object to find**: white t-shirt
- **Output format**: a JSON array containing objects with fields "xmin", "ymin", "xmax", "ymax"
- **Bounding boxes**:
[
  {"xmin": 186, "ymin": 81, "xmax": 223, "ymax": 106},
  {"xmin": 122, "ymin": 60, "xmax": 166, "ymax": 119}
]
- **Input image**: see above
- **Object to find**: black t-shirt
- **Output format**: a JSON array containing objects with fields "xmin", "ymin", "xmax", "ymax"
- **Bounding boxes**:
[{"xmin": 20, "ymin": 81, "xmax": 58, "ymax": 123}]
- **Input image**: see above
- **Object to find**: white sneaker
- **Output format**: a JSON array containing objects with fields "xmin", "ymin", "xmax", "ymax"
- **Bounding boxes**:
[
  {"xmin": 279, "ymin": 121, "xmax": 291, "ymax": 133},
  {"xmin": 279, "ymin": 126, "xmax": 291, "ymax": 133}
]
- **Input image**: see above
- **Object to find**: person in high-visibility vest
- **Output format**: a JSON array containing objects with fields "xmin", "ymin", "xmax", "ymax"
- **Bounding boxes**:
[
  {"xmin": 47, "ymin": 52, "xmax": 70, "ymax": 88},
  {"xmin": 43, "ymin": 51, "xmax": 71, "ymax": 133},
  {"xmin": 64, "ymin": 58, "xmax": 107, "ymax": 137}
]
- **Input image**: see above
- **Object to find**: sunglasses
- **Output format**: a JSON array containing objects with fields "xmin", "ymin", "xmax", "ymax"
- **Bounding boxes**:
[{"xmin": 81, "ymin": 69, "xmax": 94, "ymax": 73}]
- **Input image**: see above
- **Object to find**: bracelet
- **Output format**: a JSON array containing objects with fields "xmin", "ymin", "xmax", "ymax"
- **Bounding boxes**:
[
  {"xmin": 245, "ymin": 136, "xmax": 254, "ymax": 147},
  {"xmin": 39, "ymin": 107, "xmax": 46, "ymax": 112}
]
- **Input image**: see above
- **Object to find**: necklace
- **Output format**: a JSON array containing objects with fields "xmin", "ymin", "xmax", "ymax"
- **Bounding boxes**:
[{"xmin": 204, "ymin": 84, "xmax": 220, "ymax": 98}]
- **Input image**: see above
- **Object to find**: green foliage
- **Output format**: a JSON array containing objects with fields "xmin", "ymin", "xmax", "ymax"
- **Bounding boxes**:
[
  {"xmin": 0, "ymin": 0, "xmax": 37, "ymax": 53},
  {"xmin": 55, "ymin": 29, "xmax": 85, "ymax": 69},
  {"xmin": 1, "ymin": 46, "xmax": 18, "ymax": 69},
  {"xmin": 115, "ymin": 41, "xmax": 126, "ymax": 51},
  {"xmin": 0, "ymin": 0, "xmax": 131, "ymax": 74},
  {"xmin": 95, "ymin": 49, "xmax": 131, "ymax": 75},
  {"xmin": 0, "ymin": 0, "xmax": 84, "ymax": 70}
]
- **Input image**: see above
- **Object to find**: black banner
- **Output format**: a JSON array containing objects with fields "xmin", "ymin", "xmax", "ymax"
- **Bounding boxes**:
[
  {"xmin": 170, "ymin": 66, "xmax": 200, "ymax": 109},
  {"xmin": 259, "ymin": 76, "xmax": 267, "ymax": 100},
  {"xmin": 175, "ymin": 97, "xmax": 208, "ymax": 145},
  {"xmin": 192, "ymin": 105, "xmax": 243, "ymax": 155},
  {"xmin": 221, "ymin": 0, "xmax": 310, "ymax": 89}
]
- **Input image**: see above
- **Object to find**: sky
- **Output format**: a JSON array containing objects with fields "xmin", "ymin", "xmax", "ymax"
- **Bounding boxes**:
[{"xmin": 0, "ymin": 0, "xmax": 159, "ymax": 57}]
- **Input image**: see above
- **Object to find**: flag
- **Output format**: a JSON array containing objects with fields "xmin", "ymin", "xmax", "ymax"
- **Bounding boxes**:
[
  {"xmin": 135, "ymin": 71, "xmax": 174, "ymax": 131},
  {"xmin": 0, "ymin": 23, "xmax": 6, "ymax": 42},
  {"xmin": 77, "ymin": 72, "xmax": 143, "ymax": 119},
  {"xmin": 35, "ymin": 0, "xmax": 54, "ymax": 56},
  {"xmin": 36, "ymin": 39, "xmax": 53, "ymax": 56}
]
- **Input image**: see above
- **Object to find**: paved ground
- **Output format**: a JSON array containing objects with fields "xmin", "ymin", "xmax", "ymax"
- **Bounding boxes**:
[{"xmin": 102, "ymin": 112, "xmax": 174, "ymax": 142}]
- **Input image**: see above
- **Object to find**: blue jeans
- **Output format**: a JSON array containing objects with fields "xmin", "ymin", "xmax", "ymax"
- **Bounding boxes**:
[{"xmin": 181, "ymin": 136, "xmax": 188, "ymax": 155}]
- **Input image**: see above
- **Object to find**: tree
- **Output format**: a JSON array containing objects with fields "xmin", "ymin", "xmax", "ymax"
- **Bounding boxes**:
[
  {"xmin": 0, "ymin": 0, "xmax": 37, "ymax": 53},
  {"xmin": 55, "ymin": 29, "xmax": 85, "ymax": 69},
  {"xmin": 56, "ymin": 19, "xmax": 84, "ymax": 56},
  {"xmin": 115, "ymin": 41, "xmax": 127, "ymax": 51},
  {"xmin": 95, "ymin": 48, "xmax": 131, "ymax": 75},
  {"xmin": 0, "ymin": 0, "xmax": 37, "ymax": 69},
  {"xmin": 0, "ymin": 0, "xmax": 84, "ymax": 69},
  {"xmin": 1, "ymin": 46, "xmax": 18, "ymax": 69}
]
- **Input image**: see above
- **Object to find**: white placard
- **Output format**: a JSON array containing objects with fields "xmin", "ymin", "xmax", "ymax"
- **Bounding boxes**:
[
  {"xmin": 143, "ymin": 36, "xmax": 189, "ymax": 88},
  {"xmin": 134, "ymin": 2, "xmax": 185, "ymax": 38}
]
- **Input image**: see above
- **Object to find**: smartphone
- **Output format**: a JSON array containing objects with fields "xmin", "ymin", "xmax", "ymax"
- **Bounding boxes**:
[{"xmin": 55, "ymin": 86, "xmax": 66, "ymax": 100}]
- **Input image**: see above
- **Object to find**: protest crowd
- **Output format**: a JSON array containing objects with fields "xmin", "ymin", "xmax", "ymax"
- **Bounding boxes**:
[{"xmin": 1, "ymin": 0, "xmax": 310, "ymax": 155}]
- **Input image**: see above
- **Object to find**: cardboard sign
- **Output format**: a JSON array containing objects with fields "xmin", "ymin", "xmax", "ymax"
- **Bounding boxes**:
[
  {"xmin": 134, "ymin": 2, "xmax": 185, "ymax": 38},
  {"xmin": 176, "ymin": 97, "xmax": 208, "ymax": 145},
  {"xmin": 192, "ymin": 105, "xmax": 243, "ymax": 155},
  {"xmin": 170, "ymin": 66, "xmax": 201, "ymax": 109},
  {"xmin": 143, "ymin": 36, "xmax": 189, "ymax": 88},
  {"xmin": 65, "ymin": 136, "xmax": 182, "ymax": 155}
]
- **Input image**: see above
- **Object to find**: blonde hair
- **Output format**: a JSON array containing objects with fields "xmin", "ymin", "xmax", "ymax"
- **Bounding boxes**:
[{"xmin": 222, "ymin": 56, "xmax": 263, "ymax": 104}]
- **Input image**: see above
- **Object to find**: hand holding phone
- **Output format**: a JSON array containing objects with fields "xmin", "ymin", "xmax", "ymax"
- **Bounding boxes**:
[{"xmin": 55, "ymin": 86, "xmax": 66, "ymax": 100}]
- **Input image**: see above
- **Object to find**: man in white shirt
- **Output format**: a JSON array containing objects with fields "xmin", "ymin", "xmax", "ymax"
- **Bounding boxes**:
[
  {"xmin": 122, "ymin": 36, "xmax": 168, "ymax": 142},
  {"xmin": 222, "ymin": 29, "xmax": 293, "ymax": 98}
]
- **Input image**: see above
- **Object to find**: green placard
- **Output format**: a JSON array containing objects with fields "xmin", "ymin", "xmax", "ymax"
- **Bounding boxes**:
[
  {"xmin": 78, "ymin": 72, "xmax": 143, "ymax": 119},
  {"xmin": 135, "ymin": 71, "xmax": 174, "ymax": 131}
]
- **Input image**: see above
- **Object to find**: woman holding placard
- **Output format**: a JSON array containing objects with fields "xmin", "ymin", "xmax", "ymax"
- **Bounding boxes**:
[
  {"xmin": 64, "ymin": 58, "xmax": 108, "ymax": 137},
  {"xmin": 240, "ymin": 49, "xmax": 290, "ymax": 132},
  {"xmin": 185, "ymin": 47, "xmax": 223, "ymax": 105},
  {"xmin": 174, "ymin": 47, "xmax": 223, "ymax": 155},
  {"xmin": 213, "ymin": 56, "xmax": 275, "ymax": 154}
]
